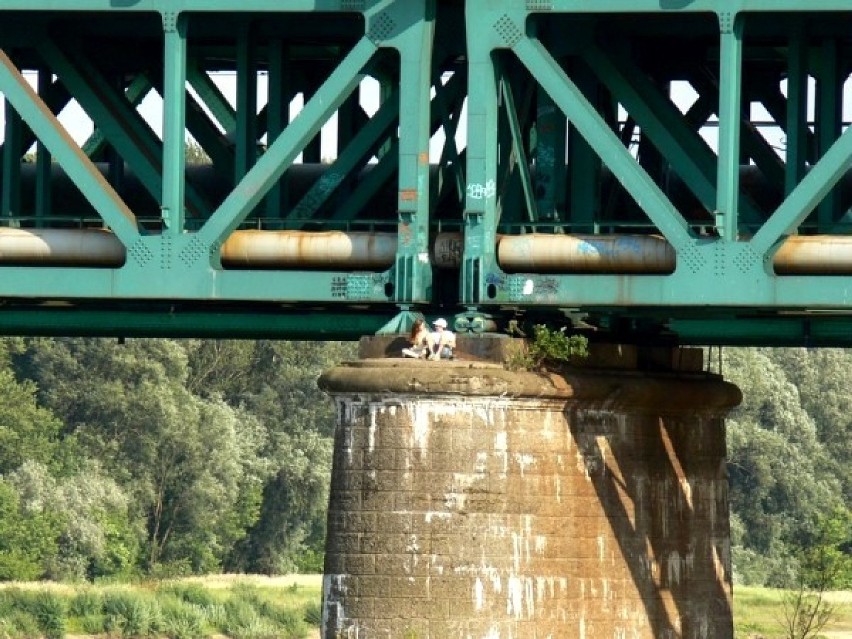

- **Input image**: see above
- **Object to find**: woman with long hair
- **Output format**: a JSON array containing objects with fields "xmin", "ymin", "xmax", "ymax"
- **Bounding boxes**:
[{"xmin": 402, "ymin": 318, "xmax": 433, "ymax": 358}]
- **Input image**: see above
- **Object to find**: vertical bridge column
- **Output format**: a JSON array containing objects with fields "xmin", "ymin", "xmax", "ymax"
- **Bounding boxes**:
[{"xmin": 318, "ymin": 350, "xmax": 741, "ymax": 638}]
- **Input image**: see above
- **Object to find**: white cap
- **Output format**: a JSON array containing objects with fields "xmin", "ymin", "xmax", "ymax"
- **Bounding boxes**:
[{"xmin": 433, "ymin": 318, "xmax": 448, "ymax": 328}]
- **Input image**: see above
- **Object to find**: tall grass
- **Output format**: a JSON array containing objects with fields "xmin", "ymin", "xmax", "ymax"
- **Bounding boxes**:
[
  {"xmin": 0, "ymin": 588, "xmax": 66, "ymax": 639},
  {"xmin": 0, "ymin": 576, "xmax": 320, "ymax": 638}
]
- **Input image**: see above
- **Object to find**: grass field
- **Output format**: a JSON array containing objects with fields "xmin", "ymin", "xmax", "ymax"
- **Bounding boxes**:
[
  {"xmin": 1, "ymin": 576, "xmax": 850, "ymax": 638},
  {"xmin": 0, "ymin": 574, "xmax": 324, "ymax": 639},
  {"xmin": 734, "ymin": 586, "xmax": 852, "ymax": 639}
]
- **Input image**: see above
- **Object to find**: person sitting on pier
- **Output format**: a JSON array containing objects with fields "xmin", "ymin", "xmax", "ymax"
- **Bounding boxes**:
[
  {"xmin": 430, "ymin": 318, "xmax": 456, "ymax": 360},
  {"xmin": 402, "ymin": 318, "xmax": 434, "ymax": 359}
]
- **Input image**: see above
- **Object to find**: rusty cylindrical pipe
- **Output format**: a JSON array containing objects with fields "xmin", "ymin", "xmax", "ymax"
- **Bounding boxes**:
[{"xmin": 5, "ymin": 227, "xmax": 852, "ymax": 276}]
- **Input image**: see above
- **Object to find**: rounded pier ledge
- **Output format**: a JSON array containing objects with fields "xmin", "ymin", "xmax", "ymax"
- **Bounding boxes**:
[{"xmin": 318, "ymin": 357, "xmax": 740, "ymax": 639}]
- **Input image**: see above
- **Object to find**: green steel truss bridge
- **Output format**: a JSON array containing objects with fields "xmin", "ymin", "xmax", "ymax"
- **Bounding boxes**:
[{"xmin": 2, "ymin": 0, "xmax": 852, "ymax": 344}]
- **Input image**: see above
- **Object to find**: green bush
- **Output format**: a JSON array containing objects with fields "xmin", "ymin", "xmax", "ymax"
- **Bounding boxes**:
[
  {"xmin": 0, "ymin": 609, "xmax": 40, "ymax": 638},
  {"xmin": 79, "ymin": 614, "xmax": 107, "ymax": 635},
  {"xmin": 159, "ymin": 597, "xmax": 206, "ymax": 639},
  {"xmin": 0, "ymin": 589, "xmax": 14, "ymax": 617},
  {"xmin": 221, "ymin": 597, "xmax": 259, "ymax": 633},
  {"xmin": 228, "ymin": 616, "xmax": 281, "ymax": 639},
  {"xmin": 102, "ymin": 590, "xmax": 162, "ymax": 638},
  {"xmin": 158, "ymin": 582, "xmax": 217, "ymax": 607},
  {"xmin": 68, "ymin": 588, "xmax": 103, "ymax": 617},
  {"xmin": 221, "ymin": 584, "xmax": 308, "ymax": 639},
  {"xmin": 197, "ymin": 603, "xmax": 223, "ymax": 632},
  {"xmin": 230, "ymin": 582, "xmax": 264, "ymax": 607},
  {"xmin": 0, "ymin": 589, "xmax": 66, "ymax": 639},
  {"xmin": 257, "ymin": 600, "xmax": 306, "ymax": 636},
  {"xmin": 506, "ymin": 324, "xmax": 588, "ymax": 371},
  {"xmin": 303, "ymin": 600, "xmax": 322, "ymax": 626},
  {"xmin": 26, "ymin": 591, "xmax": 65, "ymax": 639}
]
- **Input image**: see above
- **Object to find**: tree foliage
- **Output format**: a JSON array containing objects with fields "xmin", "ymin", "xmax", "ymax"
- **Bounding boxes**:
[
  {"xmin": 0, "ymin": 479, "xmax": 59, "ymax": 581},
  {"xmin": 0, "ymin": 337, "xmax": 847, "ymax": 586},
  {"xmin": 724, "ymin": 348, "xmax": 851, "ymax": 587},
  {"xmin": 1, "ymin": 336, "xmax": 355, "ymax": 579}
]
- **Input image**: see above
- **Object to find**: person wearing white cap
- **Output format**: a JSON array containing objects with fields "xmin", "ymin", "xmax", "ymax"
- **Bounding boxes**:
[{"xmin": 430, "ymin": 318, "xmax": 456, "ymax": 360}]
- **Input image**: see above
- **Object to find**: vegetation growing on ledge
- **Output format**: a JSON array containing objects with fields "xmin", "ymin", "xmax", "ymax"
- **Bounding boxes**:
[{"xmin": 505, "ymin": 323, "xmax": 589, "ymax": 372}]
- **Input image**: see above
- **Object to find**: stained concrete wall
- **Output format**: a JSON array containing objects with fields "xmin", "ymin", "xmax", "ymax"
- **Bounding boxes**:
[{"xmin": 318, "ymin": 359, "xmax": 741, "ymax": 639}]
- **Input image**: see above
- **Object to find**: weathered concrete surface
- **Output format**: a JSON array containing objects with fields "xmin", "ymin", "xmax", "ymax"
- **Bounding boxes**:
[{"xmin": 319, "ymin": 359, "xmax": 740, "ymax": 639}]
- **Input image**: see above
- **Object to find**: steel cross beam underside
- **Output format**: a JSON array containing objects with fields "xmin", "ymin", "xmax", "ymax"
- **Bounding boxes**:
[{"xmin": 1, "ymin": 1, "xmax": 852, "ymax": 344}]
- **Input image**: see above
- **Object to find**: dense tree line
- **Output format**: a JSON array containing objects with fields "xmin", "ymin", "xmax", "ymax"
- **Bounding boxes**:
[
  {"xmin": 723, "ymin": 348, "xmax": 851, "ymax": 588},
  {"xmin": 0, "ymin": 337, "xmax": 355, "ymax": 581},
  {"xmin": 0, "ymin": 339, "xmax": 848, "ymax": 587}
]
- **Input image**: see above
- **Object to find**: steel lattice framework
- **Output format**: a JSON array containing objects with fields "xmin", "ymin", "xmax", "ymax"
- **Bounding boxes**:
[{"xmin": 1, "ymin": 0, "xmax": 852, "ymax": 344}]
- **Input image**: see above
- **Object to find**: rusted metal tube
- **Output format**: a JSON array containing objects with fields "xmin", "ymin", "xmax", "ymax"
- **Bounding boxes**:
[
  {"xmin": 220, "ymin": 230, "xmax": 397, "ymax": 269},
  {"xmin": 0, "ymin": 227, "xmax": 125, "ymax": 266},
  {"xmin": 497, "ymin": 233, "xmax": 677, "ymax": 274},
  {"xmin": 6, "ymin": 228, "xmax": 852, "ymax": 276},
  {"xmin": 773, "ymin": 235, "xmax": 852, "ymax": 274}
]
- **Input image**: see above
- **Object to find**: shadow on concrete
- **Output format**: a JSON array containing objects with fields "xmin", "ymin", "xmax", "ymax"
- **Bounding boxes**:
[{"xmin": 568, "ymin": 408, "xmax": 731, "ymax": 637}]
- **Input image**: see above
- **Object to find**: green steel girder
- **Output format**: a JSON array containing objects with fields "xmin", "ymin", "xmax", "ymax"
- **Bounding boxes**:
[
  {"xmin": 431, "ymin": 67, "xmax": 466, "ymax": 210},
  {"xmin": 3, "ymin": 1, "xmax": 852, "ymax": 345},
  {"xmin": 197, "ymin": 37, "xmax": 374, "ymax": 249},
  {"xmin": 81, "ymin": 74, "xmax": 153, "ymax": 160},
  {"xmin": 751, "ymin": 128, "xmax": 852, "ymax": 255},
  {"xmin": 1, "ymin": 73, "xmax": 71, "ymax": 162},
  {"xmin": 785, "ymin": 32, "xmax": 809, "ymax": 196},
  {"xmin": 716, "ymin": 12, "xmax": 744, "ymax": 240},
  {"xmin": 498, "ymin": 63, "xmax": 539, "ymax": 226},
  {"xmin": 0, "ymin": 305, "xmax": 396, "ymax": 340},
  {"xmin": 34, "ymin": 71, "xmax": 53, "ymax": 224},
  {"xmin": 162, "ymin": 14, "xmax": 188, "ymax": 234},
  {"xmin": 286, "ymin": 86, "xmax": 400, "ymax": 221},
  {"xmin": 536, "ymin": 87, "xmax": 570, "ymax": 227},
  {"xmin": 514, "ymin": 36, "xmax": 695, "ymax": 248},
  {"xmin": 6, "ymin": 0, "xmax": 852, "ymax": 11},
  {"xmin": 2, "ymin": 100, "xmax": 22, "ymax": 220},
  {"xmin": 457, "ymin": 2, "xmax": 852, "ymax": 332},
  {"xmin": 580, "ymin": 42, "xmax": 762, "ymax": 231},
  {"xmin": 816, "ymin": 38, "xmax": 843, "ymax": 227},
  {"xmin": 328, "ymin": 68, "xmax": 466, "ymax": 224},
  {"xmin": 186, "ymin": 58, "xmax": 237, "ymax": 136},
  {"xmin": 38, "ymin": 37, "xmax": 212, "ymax": 221},
  {"xmin": 0, "ymin": 49, "xmax": 141, "ymax": 246},
  {"xmin": 0, "ymin": 0, "xmax": 439, "ymax": 309},
  {"xmin": 264, "ymin": 38, "xmax": 293, "ymax": 220}
]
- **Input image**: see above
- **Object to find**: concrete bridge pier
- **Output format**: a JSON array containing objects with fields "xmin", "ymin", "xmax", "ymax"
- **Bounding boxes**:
[{"xmin": 318, "ymin": 343, "xmax": 741, "ymax": 638}]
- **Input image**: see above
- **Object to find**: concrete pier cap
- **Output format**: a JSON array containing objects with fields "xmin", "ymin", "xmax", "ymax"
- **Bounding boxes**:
[{"xmin": 318, "ymin": 339, "xmax": 741, "ymax": 639}]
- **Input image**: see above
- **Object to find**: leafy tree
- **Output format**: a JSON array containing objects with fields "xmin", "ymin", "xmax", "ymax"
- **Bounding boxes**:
[
  {"xmin": 723, "ymin": 348, "xmax": 843, "ymax": 586},
  {"xmin": 0, "ymin": 368, "xmax": 63, "ymax": 475},
  {"xmin": 0, "ymin": 479, "xmax": 59, "ymax": 581},
  {"xmin": 18, "ymin": 338, "xmax": 269, "ymax": 574},
  {"xmin": 768, "ymin": 348, "xmax": 852, "ymax": 504},
  {"xmin": 779, "ymin": 508, "xmax": 851, "ymax": 639},
  {"xmin": 193, "ymin": 340, "xmax": 355, "ymax": 572},
  {"xmin": 798, "ymin": 507, "xmax": 852, "ymax": 591},
  {"xmin": 228, "ymin": 429, "xmax": 332, "ymax": 574},
  {"xmin": 8, "ymin": 461, "xmax": 141, "ymax": 581}
]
